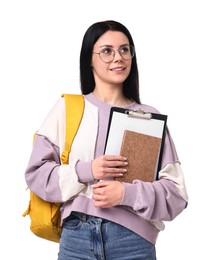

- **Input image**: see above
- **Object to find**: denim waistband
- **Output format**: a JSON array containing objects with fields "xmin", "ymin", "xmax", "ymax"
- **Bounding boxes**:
[{"xmin": 68, "ymin": 211, "xmax": 109, "ymax": 223}]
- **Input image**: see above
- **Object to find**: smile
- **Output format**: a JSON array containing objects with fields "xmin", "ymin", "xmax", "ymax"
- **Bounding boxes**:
[{"xmin": 110, "ymin": 67, "xmax": 125, "ymax": 71}]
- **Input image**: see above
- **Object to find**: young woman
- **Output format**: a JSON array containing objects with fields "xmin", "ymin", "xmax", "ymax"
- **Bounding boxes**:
[{"xmin": 25, "ymin": 20, "xmax": 188, "ymax": 259}]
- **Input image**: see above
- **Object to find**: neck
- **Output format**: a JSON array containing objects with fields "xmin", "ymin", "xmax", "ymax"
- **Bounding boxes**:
[{"xmin": 93, "ymin": 86, "xmax": 132, "ymax": 106}]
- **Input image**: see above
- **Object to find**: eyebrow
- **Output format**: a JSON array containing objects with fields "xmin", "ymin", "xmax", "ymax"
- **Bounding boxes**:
[{"xmin": 98, "ymin": 44, "xmax": 130, "ymax": 48}]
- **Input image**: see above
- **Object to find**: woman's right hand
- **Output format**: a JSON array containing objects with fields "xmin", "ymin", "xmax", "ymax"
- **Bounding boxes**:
[{"xmin": 92, "ymin": 155, "xmax": 128, "ymax": 180}]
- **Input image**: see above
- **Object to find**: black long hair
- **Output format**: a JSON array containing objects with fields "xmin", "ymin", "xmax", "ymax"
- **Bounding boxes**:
[{"xmin": 79, "ymin": 20, "xmax": 141, "ymax": 104}]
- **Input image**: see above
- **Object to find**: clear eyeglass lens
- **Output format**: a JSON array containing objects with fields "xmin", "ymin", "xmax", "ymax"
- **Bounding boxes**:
[{"xmin": 99, "ymin": 46, "xmax": 134, "ymax": 63}]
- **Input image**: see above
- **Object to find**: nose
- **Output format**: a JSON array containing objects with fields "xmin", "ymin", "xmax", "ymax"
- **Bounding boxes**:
[{"xmin": 113, "ymin": 50, "xmax": 123, "ymax": 61}]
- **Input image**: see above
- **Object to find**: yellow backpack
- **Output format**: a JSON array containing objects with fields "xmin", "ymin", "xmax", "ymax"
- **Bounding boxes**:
[{"xmin": 22, "ymin": 94, "xmax": 84, "ymax": 243}]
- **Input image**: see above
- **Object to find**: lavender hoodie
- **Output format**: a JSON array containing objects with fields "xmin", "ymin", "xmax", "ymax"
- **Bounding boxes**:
[{"xmin": 25, "ymin": 93, "xmax": 188, "ymax": 244}]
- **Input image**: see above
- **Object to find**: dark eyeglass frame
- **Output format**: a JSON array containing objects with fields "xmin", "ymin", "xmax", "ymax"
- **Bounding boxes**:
[{"xmin": 93, "ymin": 45, "xmax": 135, "ymax": 63}]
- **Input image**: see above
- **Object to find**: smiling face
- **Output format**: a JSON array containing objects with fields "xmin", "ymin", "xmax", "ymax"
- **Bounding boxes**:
[{"xmin": 92, "ymin": 31, "xmax": 132, "ymax": 89}]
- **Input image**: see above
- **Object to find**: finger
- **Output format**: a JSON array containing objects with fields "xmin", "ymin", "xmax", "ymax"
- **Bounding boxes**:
[
  {"xmin": 103, "ymin": 166, "xmax": 127, "ymax": 174},
  {"xmin": 92, "ymin": 193, "xmax": 102, "ymax": 200},
  {"xmin": 102, "ymin": 155, "xmax": 127, "ymax": 161},
  {"xmin": 92, "ymin": 181, "xmax": 113, "ymax": 190},
  {"xmin": 92, "ymin": 182, "xmax": 107, "ymax": 189},
  {"xmin": 103, "ymin": 160, "xmax": 128, "ymax": 168},
  {"xmin": 94, "ymin": 200, "xmax": 107, "ymax": 208}
]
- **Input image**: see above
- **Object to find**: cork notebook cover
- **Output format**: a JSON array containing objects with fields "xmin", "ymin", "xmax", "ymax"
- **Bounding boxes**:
[{"xmin": 115, "ymin": 130, "xmax": 161, "ymax": 183}]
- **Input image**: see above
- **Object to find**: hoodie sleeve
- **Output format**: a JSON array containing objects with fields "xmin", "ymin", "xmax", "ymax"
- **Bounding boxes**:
[
  {"xmin": 25, "ymin": 98, "xmax": 86, "ymax": 203},
  {"xmin": 120, "ymin": 127, "xmax": 188, "ymax": 222}
]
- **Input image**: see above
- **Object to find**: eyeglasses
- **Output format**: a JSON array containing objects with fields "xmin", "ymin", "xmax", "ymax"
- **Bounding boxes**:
[{"xmin": 93, "ymin": 45, "xmax": 135, "ymax": 63}]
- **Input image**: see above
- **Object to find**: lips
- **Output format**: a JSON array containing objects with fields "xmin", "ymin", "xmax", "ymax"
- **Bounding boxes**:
[{"xmin": 110, "ymin": 67, "xmax": 125, "ymax": 71}]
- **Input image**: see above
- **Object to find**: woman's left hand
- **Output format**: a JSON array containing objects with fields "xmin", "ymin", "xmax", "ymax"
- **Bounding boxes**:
[{"xmin": 92, "ymin": 181, "xmax": 124, "ymax": 208}]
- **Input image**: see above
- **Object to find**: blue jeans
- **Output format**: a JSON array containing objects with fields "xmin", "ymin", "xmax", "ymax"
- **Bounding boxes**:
[{"xmin": 58, "ymin": 212, "xmax": 156, "ymax": 260}]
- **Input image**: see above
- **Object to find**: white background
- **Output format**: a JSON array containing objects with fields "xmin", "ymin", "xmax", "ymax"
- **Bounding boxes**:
[{"xmin": 0, "ymin": 0, "xmax": 216, "ymax": 259}]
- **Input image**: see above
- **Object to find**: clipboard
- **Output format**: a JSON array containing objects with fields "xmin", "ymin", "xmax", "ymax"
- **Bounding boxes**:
[{"xmin": 104, "ymin": 107, "xmax": 167, "ymax": 182}]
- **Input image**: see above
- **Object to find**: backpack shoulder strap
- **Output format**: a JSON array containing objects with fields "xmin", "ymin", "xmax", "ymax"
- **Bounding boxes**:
[{"xmin": 60, "ymin": 94, "xmax": 84, "ymax": 164}]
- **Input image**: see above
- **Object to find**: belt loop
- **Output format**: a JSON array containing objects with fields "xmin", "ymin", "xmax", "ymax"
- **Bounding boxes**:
[{"xmin": 81, "ymin": 213, "xmax": 87, "ymax": 221}]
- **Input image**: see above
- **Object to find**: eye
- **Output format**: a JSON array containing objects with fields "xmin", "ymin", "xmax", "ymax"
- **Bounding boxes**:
[
  {"xmin": 120, "ymin": 46, "xmax": 130, "ymax": 53},
  {"xmin": 101, "ymin": 48, "xmax": 113, "ymax": 55}
]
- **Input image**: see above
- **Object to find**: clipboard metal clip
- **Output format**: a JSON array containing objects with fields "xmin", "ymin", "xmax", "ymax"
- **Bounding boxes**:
[{"xmin": 125, "ymin": 109, "xmax": 152, "ymax": 119}]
